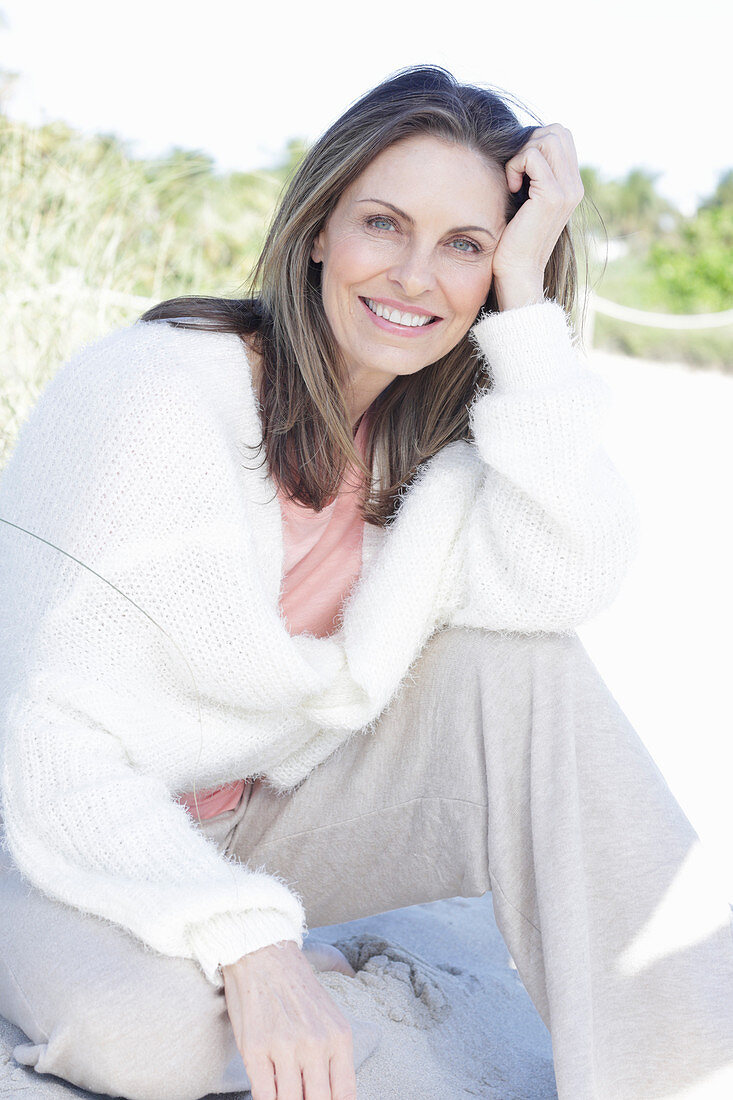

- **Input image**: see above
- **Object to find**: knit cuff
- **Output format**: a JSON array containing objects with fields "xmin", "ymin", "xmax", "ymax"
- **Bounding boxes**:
[
  {"xmin": 186, "ymin": 893, "xmax": 307, "ymax": 987},
  {"xmin": 470, "ymin": 301, "xmax": 580, "ymax": 392}
]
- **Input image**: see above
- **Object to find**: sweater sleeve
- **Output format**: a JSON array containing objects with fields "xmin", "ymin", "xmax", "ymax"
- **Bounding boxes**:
[
  {"xmin": 449, "ymin": 300, "xmax": 641, "ymax": 633},
  {"xmin": 0, "ymin": 327, "xmax": 306, "ymax": 987}
]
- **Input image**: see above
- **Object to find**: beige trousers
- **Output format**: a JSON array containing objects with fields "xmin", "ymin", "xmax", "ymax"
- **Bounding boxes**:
[{"xmin": 1, "ymin": 626, "xmax": 732, "ymax": 1099}]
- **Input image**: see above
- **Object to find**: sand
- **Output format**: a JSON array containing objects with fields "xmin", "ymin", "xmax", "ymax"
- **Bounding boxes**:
[
  {"xmin": 313, "ymin": 897, "xmax": 557, "ymax": 1100},
  {"xmin": 1, "ymin": 348, "xmax": 731, "ymax": 1098},
  {"xmin": 0, "ymin": 895, "xmax": 556, "ymax": 1099}
]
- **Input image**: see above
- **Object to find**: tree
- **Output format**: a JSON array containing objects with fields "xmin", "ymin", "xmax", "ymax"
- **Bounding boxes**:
[
  {"xmin": 647, "ymin": 205, "xmax": 733, "ymax": 312},
  {"xmin": 700, "ymin": 170, "xmax": 733, "ymax": 211},
  {"xmin": 580, "ymin": 166, "xmax": 676, "ymax": 243}
]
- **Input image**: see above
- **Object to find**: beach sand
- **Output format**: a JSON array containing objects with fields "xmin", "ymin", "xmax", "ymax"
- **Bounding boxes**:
[
  {"xmin": 311, "ymin": 894, "xmax": 557, "ymax": 1100},
  {"xmin": 0, "ymin": 893, "xmax": 556, "ymax": 1099}
]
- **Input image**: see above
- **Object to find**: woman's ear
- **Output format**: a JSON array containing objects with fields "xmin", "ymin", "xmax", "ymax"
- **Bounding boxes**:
[{"xmin": 311, "ymin": 233, "xmax": 324, "ymax": 264}]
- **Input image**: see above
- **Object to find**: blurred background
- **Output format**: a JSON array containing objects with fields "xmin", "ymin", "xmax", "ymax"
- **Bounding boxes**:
[{"xmin": 1, "ymin": 0, "xmax": 732, "ymax": 894}]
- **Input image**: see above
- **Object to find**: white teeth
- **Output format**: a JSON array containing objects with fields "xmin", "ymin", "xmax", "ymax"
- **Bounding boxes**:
[{"xmin": 365, "ymin": 298, "xmax": 434, "ymax": 328}]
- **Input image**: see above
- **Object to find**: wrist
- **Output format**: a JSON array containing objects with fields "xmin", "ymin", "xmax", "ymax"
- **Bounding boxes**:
[
  {"xmin": 492, "ymin": 275, "xmax": 545, "ymax": 312},
  {"xmin": 223, "ymin": 939, "xmax": 299, "ymax": 975}
]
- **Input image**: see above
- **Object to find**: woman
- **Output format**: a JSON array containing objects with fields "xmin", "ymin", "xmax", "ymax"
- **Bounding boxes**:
[{"xmin": 1, "ymin": 64, "xmax": 732, "ymax": 1100}]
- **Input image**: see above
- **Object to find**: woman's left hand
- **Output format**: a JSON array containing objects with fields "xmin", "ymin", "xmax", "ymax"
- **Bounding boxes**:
[{"xmin": 491, "ymin": 124, "xmax": 584, "ymax": 311}]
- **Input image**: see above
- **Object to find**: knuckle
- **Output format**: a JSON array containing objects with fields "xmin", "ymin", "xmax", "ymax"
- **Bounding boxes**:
[
  {"xmin": 245, "ymin": 1041, "xmax": 273, "ymax": 1061},
  {"xmin": 246, "ymin": 1051, "xmax": 273, "ymax": 1071},
  {"xmin": 268, "ymin": 1040, "xmax": 295, "ymax": 1066},
  {"xmin": 272, "ymin": 1033, "xmax": 302, "ymax": 1057},
  {"xmin": 300, "ymin": 1033, "xmax": 331, "ymax": 1055}
]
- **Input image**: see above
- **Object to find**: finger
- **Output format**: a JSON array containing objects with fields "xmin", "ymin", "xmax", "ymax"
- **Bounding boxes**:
[
  {"xmin": 329, "ymin": 1043, "xmax": 358, "ymax": 1100},
  {"xmin": 506, "ymin": 160, "xmax": 526, "ymax": 193},
  {"xmin": 272, "ymin": 1056, "xmax": 305, "ymax": 1099},
  {"xmin": 247, "ymin": 1055, "xmax": 277, "ymax": 1100},
  {"xmin": 515, "ymin": 126, "xmax": 581, "ymax": 190},
  {"xmin": 541, "ymin": 127, "xmax": 580, "ymax": 187},
  {"xmin": 537, "ymin": 128, "xmax": 583, "ymax": 205},
  {"xmin": 525, "ymin": 123, "xmax": 576, "ymax": 156},
  {"xmin": 505, "ymin": 146, "xmax": 562, "ymax": 203},
  {"xmin": 506, "ymin": 143, "xmax": 582, "ymax": 215},
  {"xmin": 506, "ymin": 136, "xmax": 558, "ymax": 191},
  {"xmin": 302, "ymin": 941, "xmax": 356, "ymax": 977},
  {"xmin": 520, "ymin": 132, "xmax": 571, "ymax": 179},
  {"xmin": 301, "ymin": 1058, "xmax": 333, "ymax": 1099}
]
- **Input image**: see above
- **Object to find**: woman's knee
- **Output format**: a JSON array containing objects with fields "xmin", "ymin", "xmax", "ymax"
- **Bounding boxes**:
[
  {"xmin": 0, "ymin": 846, "xmax": 236, "ymax": 1099},
  {"xmin": 11, "ymin": 940, "xmax": 233, "ymax": 1100},
  {"xmin": 424, "ymin": 624, "xmax": 584, "ymax": 686},
  {"xmin": 422, "ymin": 627, "xmax": 598, "ymax": 761}
]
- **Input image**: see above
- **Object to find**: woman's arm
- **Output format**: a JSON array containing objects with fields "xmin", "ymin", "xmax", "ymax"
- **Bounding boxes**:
[
  {"xmin": 450, "ymin": 125, "xmax": 640, "ymax": 633},
  {"xmin": 450, "ymin": 301, "xmax": 640, "ymax": 633},
  {"xmin": 0, "ymin": 324, "xmax": 306, "ymax": 987}
]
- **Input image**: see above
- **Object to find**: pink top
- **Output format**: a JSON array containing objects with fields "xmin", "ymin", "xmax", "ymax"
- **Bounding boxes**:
[{"xmin": 176, "ymin": 411, "xmax": 371, "ymax": 820}]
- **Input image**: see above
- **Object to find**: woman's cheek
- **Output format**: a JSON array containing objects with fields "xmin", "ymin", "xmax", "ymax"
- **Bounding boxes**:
[
  {"xmin": 350, "ymin": 236, "xmax": 397, "ymax": 277},
  {"xmin": 450, "ymin": 268, "xmax": 495, "ymax": 321}
]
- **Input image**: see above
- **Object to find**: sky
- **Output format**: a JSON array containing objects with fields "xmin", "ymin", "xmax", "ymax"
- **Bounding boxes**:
[{"xmin": 1, "ymin": 0, "xmax": 731, "ymax": 214}]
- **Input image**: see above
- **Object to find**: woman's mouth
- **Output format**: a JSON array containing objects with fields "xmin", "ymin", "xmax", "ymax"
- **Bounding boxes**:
[{"xmin": 360, "ymin": 296, "xmax": 440, "ymax": 331}]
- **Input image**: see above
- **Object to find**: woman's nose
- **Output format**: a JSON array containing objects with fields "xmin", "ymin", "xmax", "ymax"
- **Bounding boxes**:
[{"xmin": 387, "ymin": 244, "xmax": 436, "ymax": 299}]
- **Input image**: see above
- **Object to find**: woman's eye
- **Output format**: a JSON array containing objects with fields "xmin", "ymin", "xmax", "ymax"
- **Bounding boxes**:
[
  {"xmin": 450, "ymin": 238, "xmax": 480, "ymax": 254},
  {"xmin": 366, "ymin": 215, "xmax": 397, "ymax": 231}
]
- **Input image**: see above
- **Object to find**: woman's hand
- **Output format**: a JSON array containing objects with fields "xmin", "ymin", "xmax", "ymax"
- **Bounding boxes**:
[
  {"xmin": 491, "ymin": 124, "xmax": 584, "ymax": 311},
  {"xmin": 222, "ymin": 939, "xmax": 357, "ymax": 1100}
]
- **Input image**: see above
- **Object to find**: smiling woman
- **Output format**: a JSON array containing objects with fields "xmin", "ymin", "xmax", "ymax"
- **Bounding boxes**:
[
  {"xmin": 2, "ymin": 63, "xmax": 733, "ymax": 1100},
  {"xmin": 139, "ymin": 69, "xmax": 580, "ymax": 529},
  {"xmin": 309, "ymin": 137, "xmax": 507, "ymax": 420}
]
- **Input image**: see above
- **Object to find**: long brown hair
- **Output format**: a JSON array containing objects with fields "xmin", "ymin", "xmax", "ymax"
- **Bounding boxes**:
[{"xmin": 141, "ymin": 65, "xmax": 578, "ymax": 528}]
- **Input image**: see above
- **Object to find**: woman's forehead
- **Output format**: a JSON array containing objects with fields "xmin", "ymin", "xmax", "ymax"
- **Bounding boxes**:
[{"xmin": 340, "ymin": 135, "xmax": 508, "ymax": 226}]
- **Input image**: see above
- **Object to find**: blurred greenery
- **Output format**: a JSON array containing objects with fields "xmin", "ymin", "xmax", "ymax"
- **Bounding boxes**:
[
  {"xmin": 0, "ymin": 114, "xmax": 302, "ymax": 465},
  {"xmin": 0, "ymin": 107, "xmax": 731, "ymax": 467},
  {"xmin": 581, "ymin": 166, "xmax": 678, "ymax": 242},
  {"xmin": 581, "ymin": 165, "xmax": 733, "ymax": 369}
]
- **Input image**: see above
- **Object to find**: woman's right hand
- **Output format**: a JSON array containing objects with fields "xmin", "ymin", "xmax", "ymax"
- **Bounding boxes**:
[{"xmin": 222, "ymin": 939, "xmax": 357, "ymax": 1100}]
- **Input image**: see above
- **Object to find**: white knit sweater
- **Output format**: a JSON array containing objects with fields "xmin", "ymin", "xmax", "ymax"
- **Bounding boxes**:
[{"xmin": 0, "ymin": 302, "xmax": 639, "ymax": 986}]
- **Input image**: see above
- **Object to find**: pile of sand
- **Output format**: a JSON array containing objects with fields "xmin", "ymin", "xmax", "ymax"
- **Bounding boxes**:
[{"xmin": 0, "ymin": 893, "xmax": 557, "ymax": 1098}]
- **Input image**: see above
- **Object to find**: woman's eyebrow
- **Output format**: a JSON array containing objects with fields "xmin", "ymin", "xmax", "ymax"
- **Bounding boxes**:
[{"xmin": 356, "ymin": 197, "xmax": 497, "ymax": 241}]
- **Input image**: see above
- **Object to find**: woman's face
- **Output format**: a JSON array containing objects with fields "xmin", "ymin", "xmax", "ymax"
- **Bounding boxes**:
[{"xmin": 311, "ymin": 134, "xmax": 508, "ymax": 395}]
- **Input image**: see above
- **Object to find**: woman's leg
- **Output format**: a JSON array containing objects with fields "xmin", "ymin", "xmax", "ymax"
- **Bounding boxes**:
[
  {"xmin": 0, "ymin": 833, "xmax": 378, "ymax": 1100},
  {"xmin": 214, "ymin": 626, "xmax": 733, "ymax": 1100},
  {"xmin": 2, "ymin": 626, "xmax": 731, "ymax": 1099},
  {"xmin": 0, "ymin": 832, "xmax": 257, "ymax": 1100}
]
